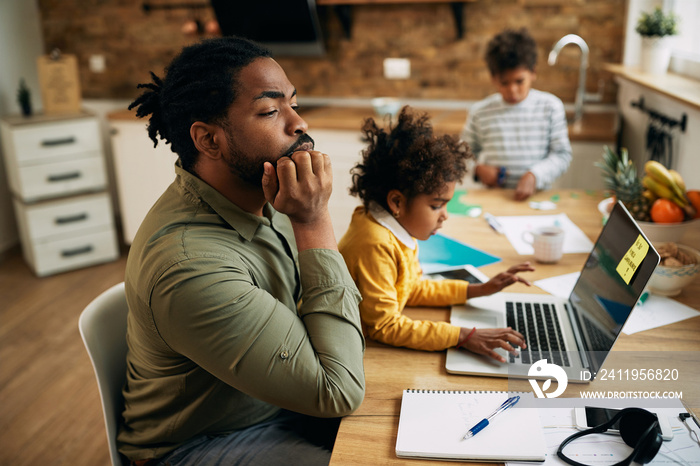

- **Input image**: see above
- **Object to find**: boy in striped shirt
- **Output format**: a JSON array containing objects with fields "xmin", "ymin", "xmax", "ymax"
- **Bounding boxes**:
[{"xmin": 461, "ymin": 28, "xmax": 572, "ymax": 201}]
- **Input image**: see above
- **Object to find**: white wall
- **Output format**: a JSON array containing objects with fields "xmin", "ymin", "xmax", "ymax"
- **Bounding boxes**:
[
  {"xmin": 623, "ymin": 0, "xmax": 664, "ymax": 68},
  {"xmin": 0, "ymin": 2, "xmax": 45, "ymax": 254}
]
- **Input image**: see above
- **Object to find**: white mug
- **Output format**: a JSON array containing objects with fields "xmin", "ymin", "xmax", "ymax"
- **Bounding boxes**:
[{"xmin": 522, "ymin": 226, "xmax": 565, "ymax": 263}]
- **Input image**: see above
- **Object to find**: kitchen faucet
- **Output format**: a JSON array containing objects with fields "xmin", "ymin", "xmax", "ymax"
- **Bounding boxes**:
[{"xmin": 548, "ymin": 34, "xmax": 601, "ymax": 123}]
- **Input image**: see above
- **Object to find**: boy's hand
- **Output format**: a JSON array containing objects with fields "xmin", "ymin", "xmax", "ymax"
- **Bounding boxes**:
[
  {"xmin": 467, "ymin": 262, "xmax": 534, "ymax": 298},
  {"xmin": 514, "ymin": 172, "xmax": 536, "ymax": 200},
  {"xmin": 459, "ymin": 327, "xmax": 526, "ymax": 363},
  {"xmin": 475, "ymin": 164, "xmax": 500, "ymax": 187}
]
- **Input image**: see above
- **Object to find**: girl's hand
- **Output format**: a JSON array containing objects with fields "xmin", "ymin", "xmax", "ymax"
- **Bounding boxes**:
[
  {"xmin": 459, "ymin": 327, "xmax": 526, "ymax": 363},
  {"xmin": 468, "ymin": 262, "xmax": 535, "ymax": 298}
]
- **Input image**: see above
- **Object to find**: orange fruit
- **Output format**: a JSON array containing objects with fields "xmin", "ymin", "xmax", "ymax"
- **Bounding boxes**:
[
  {"xmin": 650, "ymin": 198, "xmax": 684, "ymax": 223},
  {"xmin": 687, "ymin": 190, "xmax": 700, "ymax": 219}
]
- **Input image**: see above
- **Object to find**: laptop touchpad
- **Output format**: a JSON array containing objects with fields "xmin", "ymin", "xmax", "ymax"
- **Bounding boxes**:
[{"xmin": 451, "ymin": 313, "xmax": 499, "ymax": 328}]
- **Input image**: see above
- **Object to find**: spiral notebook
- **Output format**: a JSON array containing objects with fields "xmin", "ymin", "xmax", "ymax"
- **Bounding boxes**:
[{"xmin": 396, "ymin": 390, "xmax": 546, "ymax": 462}]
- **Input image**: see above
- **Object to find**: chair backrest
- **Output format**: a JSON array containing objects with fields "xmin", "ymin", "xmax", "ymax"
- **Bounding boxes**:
[{"xmin": 78, "ymin": 282, "xmax": 129, "ymax": 466}]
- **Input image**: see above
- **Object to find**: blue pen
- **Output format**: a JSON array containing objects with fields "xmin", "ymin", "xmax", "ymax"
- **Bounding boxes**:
[
  {"xmin": 484, "ymin": 213, "xmax": 505, "ymax": 234},
  {"xmin": 462, "ymin": 395, "xmax": 520, "ymax": 440}
]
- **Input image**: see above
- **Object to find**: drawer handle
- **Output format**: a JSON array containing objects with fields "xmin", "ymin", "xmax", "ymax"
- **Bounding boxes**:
[
  {"xmin": 61, "ymin": 245, "xmax": 94, "ymax": 257},
  {"xmin": 55, "ymin": 213, "xmax": 88, "ymax": 224},
  {"xmin": 47, "ymin": 171, "xmax": 82, "ymax": 182},
  {"xmin": 41, "ymin": 137, "xmax": 76, "ymax": 147}
]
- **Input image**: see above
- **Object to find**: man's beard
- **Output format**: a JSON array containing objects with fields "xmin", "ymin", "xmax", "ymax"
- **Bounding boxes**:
[{"xmin": 222, "ymin": 131, "xmax": 315, "ymax": 186}]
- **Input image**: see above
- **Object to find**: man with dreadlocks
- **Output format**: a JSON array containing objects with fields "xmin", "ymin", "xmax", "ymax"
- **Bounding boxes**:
[{"xmin": 119, "ymin": 37, "xmax": 365, "ymax": 465}]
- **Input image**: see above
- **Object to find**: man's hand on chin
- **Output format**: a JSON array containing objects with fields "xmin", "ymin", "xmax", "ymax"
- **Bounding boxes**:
[{"xmin": 262, "ymin": 150, "xmax": 337, "ymax": 251}]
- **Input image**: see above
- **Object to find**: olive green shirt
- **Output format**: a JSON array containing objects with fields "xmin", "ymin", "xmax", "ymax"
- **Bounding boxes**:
[{"xmin": 118, "ymin": 164, "xmax": 365, "ymax": 460}]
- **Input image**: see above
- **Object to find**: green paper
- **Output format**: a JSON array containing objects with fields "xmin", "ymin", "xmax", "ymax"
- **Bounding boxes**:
[{"xmin": 447, "ymin": 190, "xmax": 482, "ymax": 217}]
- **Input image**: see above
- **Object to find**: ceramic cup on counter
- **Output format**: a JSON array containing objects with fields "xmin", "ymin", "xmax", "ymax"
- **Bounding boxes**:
[{"xmin": 522, "ymin": 226, "xmax": 565, "ymax": 263}]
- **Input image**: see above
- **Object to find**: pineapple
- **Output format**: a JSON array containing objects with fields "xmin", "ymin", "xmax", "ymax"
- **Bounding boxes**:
[{"xmin": 596, "ymin": 146, "xmax": 651, "ymax": 222}]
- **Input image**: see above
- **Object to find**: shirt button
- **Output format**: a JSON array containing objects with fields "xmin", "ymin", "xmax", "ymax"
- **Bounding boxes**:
[{"xmin": 280, "ymin": 350, "xmax": 289, "ymax": 359}]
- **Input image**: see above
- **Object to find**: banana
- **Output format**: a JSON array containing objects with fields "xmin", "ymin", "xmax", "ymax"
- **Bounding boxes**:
[
  {"xmin": 642, "ymin": 189, "xmax": 658, "ymax": 203},
  {"xmin": 642, "ymin": 176, "xmax": 687, "ymax": 206},
  {"xmin": 669, "ymin": 169, "xmax": 686, "ymax": 192},
  {"xmin": 645, "ymin": 160, "xmax": 685, "ymax": 200}
]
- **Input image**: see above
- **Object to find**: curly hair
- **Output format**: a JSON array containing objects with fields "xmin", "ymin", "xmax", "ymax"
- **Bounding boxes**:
[
  {"xmin": 484, "ymin": 28, "xmax": 538, "ymax": 76},
  {"xmin": 350, "ymin": 106, "xmax": 472, "ymax": 212},
  {"xmin": 128, "ymin": 37, "xmax": 271, "ymax": 172}
]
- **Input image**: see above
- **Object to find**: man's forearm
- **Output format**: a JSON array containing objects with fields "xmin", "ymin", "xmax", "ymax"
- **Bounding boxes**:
[{"xmin": 291, "ymin": 210, "xmax": 337, "ymax": 252}]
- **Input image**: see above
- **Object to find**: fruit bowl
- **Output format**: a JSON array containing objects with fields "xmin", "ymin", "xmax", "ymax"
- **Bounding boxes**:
[
  {"xmin": 648, "ymin": 243, "xmax": 700, "ymax": 296},
  {"xmin": 598, "ymin": 197, "xmax": 700, "ymax": 246}
]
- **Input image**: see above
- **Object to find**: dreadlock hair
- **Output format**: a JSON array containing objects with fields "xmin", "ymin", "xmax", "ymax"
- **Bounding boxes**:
[
  {"xmin": 350, "ymin": 106, "xmax": 472, "ymax": 212},
  {"xmin": 128, "ymin": 37, "xmax": 272, "ymax": 172},
  {"xmin": 484, "ymin": 28, "xmax": 538, "ymax": 76}
]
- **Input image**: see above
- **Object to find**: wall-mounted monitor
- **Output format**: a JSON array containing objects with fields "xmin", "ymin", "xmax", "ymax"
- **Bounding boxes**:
[{"xmin": 210, "ymin": 0, "xmax": 325, "ymax": 57}]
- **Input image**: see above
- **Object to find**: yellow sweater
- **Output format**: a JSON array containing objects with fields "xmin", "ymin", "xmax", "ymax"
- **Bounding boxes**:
[{"xmin": 338, "ymin": 206, "xmax": 468, "ymax": 351}]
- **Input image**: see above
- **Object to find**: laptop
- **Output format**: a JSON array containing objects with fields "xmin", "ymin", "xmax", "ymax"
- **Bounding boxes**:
[{"xmin": 445, "ymin": 201, "xmax": 660, "ymax": 383}]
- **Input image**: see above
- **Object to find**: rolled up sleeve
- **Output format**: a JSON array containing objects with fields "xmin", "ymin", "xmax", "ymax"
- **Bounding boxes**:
[{"xmin": 151, "ymin": 248, "xmax": 365, "ymax": 418}]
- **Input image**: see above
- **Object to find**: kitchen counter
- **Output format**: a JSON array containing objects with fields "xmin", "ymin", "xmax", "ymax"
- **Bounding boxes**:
[
  {"xmin": 108, "ymin": 105, "xmax": 617, "ymax": 143},
  {"xmin": 297, "ymin": 105, "xmax": 617, "ymax": 142},
  {"xmin": 604, "ymin": 63, "xmax": 700, "ymax": 112}
]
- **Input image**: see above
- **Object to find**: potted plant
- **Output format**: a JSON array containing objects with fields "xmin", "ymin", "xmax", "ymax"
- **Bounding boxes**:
[
  {"xmin": 635, "ymin": 7, "xmax": 679, "ymax": 75},
  {"xmin": 17, "ymin": 78, "xmax": 33, "ymax": 117}
]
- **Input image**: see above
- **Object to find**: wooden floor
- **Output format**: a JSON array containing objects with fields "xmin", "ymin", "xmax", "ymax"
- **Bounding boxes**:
[{"xmin": 0, "ymin": 247, "xmax": 128, "ymax": 466}]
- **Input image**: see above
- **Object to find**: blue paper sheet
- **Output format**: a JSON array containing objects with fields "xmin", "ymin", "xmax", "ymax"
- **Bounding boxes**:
[{"xmin": 417, "ymin": 233, "xmax": 501, "ymax": 274}]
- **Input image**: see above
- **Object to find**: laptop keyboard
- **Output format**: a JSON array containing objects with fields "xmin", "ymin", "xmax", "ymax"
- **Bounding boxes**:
[
  {"xmin": 506, "ymin": 301, "xmax": 570, "ymax": 367},
  {"xmin": 582, "ymin": 314, "xmax": 615, "ymax": 350}
]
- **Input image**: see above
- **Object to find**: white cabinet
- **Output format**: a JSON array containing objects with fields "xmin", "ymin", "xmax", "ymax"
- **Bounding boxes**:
[
  {"xmin": 552, "ymin": 142, "xmax": 607, "ymax": 191},
  {"xmin": 108, "ymin": 113, "xmax": 178, "ymax": 244},
  {"xmin": 0, "ymin": 113, "xmax": 119, "ymax": 276},
  {"xmin": 312, "ymin": 129, "xmax": 365, "ymax": 240},
  {"xmin": 108, "ymin": 119, "xmax": 362, "ymax": 243}
]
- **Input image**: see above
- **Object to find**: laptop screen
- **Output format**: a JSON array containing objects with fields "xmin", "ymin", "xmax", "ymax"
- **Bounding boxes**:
[{"xmin": 568, "ymin": 201, "xmax": 660, "ymax": 373}]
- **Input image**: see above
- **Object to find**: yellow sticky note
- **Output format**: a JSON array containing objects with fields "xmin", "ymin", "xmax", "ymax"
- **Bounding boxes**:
[{"xmin": 616, "ymin": 235, "xmax": 649, "ymax": 285}]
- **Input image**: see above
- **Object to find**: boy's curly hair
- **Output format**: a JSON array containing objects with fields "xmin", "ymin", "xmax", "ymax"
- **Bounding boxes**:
[
  {"xmin": 350, "ymin": 106, "xmax": 472, "ymax": 211},
  {"xmin": 485, "ymin": 28, "xmax": 538, "ymax": 76}
]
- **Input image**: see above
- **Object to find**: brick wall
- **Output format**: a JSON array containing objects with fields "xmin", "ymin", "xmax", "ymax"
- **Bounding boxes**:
[{"xmin": 38, "ymin": 0, "xmax": 625, "ymax": 103}]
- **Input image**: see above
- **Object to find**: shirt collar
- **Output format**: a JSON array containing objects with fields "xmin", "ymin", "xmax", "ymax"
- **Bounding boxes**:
[
  {"xmin": 368, "ymin": 201, "xmax": 416, "ymax": 250},
  {"xmin": 174, "ymin": 162, "xmax": 277, "ymax": 242}
]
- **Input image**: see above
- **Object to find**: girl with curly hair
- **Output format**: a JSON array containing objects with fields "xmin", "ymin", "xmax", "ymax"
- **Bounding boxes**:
[{"xmin": 338, "ymin": 106, "xmax": 533, "ymax": 361}]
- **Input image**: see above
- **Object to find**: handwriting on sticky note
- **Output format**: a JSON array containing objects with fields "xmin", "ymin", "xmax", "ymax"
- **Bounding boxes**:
[{"xmin": 616, "ymin": 235, "xmax": 649, "ymax": 284}]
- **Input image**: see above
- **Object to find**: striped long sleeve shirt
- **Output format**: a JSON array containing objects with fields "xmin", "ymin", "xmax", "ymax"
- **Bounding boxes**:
[{"xmin": 461, "ymin": 89, "xmax": 572, "ymax": 190}]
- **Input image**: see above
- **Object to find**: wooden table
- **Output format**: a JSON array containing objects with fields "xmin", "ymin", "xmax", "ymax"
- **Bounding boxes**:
[{"xmin": 329, "ymin": 189, "xmax": 700, "ymax": 465}]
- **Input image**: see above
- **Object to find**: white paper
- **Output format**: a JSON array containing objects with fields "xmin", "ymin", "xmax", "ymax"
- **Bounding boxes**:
[
  {"xmin": 534, "ymin": 272, "xmax": 580, "ymax": 299},
  {"xmin": 506, "ymin": 405, "xmax": 700, "ymax": 466},
  {"xmin": 495, "ymin": 214, "xmax": 594, "ymax": 255},
  {"xmin": 534, "ymin": 272, "xmax": 700, "ymax": 335},
  {"xmin": 621, "ymin": 294, "xmax": 700, "ymax": 335}
]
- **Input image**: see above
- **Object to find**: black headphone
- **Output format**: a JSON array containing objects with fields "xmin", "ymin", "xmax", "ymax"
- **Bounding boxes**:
[{"xmin": 557, "ymin": 408, "xmax": 663, "ymax": 466}]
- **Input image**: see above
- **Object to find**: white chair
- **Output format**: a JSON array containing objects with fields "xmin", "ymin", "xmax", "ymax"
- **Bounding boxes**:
[{"xmin": 78, "ymin": 282, "xmax": 129, "ymax": 466}]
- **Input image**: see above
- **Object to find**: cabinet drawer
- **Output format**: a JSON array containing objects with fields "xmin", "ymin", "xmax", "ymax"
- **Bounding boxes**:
[
  {"xmin": 9, "ymin": 118, "xmax": 101, "ymax": 164},
  {"xmin": 15, "ymin": 154, "xmax": 106, "ymax": 201},
  {"xmin": 14, "ymin": 193, "xmax": 114, "ymax": 241},
  {"xmin": 27, "ymin": 228, "xmax": 119, "ymax": 277}
]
